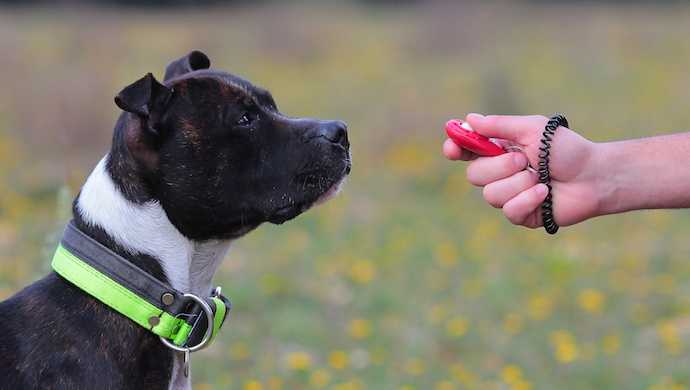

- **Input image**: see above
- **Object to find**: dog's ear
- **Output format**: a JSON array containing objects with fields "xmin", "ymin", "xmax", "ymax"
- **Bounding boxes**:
[
  {"xmin": 115, "ymin": 73, "xmax": 172, "ymax": 131},
  {"xmin": 115, "ymin": 73, "xmax": 173, "ymax": 170},
  {"xmin": 164, "ymin": 50, "xmax": 211, "ymax": 81}
]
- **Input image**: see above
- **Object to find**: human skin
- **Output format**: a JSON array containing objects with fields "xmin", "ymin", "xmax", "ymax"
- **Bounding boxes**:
[{"xmin": 443, "ymin": 113, "xmax": 690, "ymax": 229}]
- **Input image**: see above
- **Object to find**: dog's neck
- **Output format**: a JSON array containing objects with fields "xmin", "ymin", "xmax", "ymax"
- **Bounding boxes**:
[
  {"xmin": 75, "ymin": 155, "xmax": 232, "ymax": 389},
  {"xmin": 76, "ymin": 156, "xmax": 232, "ymax": 296}
]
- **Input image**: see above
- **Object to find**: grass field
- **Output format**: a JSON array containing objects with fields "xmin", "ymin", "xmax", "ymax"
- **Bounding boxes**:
[{"xmin": 2, "ymin": 2, "xmax": 690, "ymax": 389}]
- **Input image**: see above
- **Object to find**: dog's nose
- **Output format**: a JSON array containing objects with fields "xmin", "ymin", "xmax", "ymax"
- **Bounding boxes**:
[{"xmin": 321, "ymin": 120, "xmax": 349, "ymax": 148}]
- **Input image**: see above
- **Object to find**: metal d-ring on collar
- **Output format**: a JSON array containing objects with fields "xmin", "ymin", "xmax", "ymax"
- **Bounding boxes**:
[
  {"xmin": 159, "ymin": 293, "xmax": 215, "ymax": 353},
  {"xmin": 159, "ymin": 287, "xmax": 224, "ymax": 378}
]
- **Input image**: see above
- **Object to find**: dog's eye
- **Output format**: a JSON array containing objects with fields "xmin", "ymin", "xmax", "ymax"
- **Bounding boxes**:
[{"xmin": 236, "ymin": 112, "xmax": 253, "ymax": 127}]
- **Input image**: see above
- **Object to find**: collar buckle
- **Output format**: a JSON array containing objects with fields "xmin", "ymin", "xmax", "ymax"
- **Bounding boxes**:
[{"xmin": 159, "ymin": 292, "xmax": 215, "ymax": 353}]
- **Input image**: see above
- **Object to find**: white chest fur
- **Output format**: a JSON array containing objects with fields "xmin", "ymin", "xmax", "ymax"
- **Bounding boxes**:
[{"xmin": 77, "ymin": 156, "xmax": 232, "ymax": 390}]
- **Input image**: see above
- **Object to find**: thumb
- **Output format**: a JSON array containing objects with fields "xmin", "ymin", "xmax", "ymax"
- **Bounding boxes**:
[{"xmin": 466, "ymin": 114, "xmax": 547, "ymax": 143}]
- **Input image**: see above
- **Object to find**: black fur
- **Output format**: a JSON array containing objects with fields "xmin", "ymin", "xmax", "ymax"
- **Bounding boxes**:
[
  {"xmin": 0, "ymin": 210, "xmax": 174, "ymax": 390},
  {"xmin": 0, "ymin": 51, "xmax": 350, "ymax": 389}
]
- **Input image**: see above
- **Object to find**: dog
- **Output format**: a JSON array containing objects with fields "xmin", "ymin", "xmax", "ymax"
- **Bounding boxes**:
[{"xmin": 0, "ymin": 50, "xmax": 350, "ymax": 390}]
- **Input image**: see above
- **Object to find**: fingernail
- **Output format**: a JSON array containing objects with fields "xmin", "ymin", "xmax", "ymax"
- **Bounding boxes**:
[
  {"xmin": 513, "ymin": 152, "xmax": 527, "ymax": 168},
  {"xmin": 466, "ymin": 113, "xmax": 485, "ymax": 121},
  {"xmin": 535, "ymin": 184, "xmax": 548, "ymax": 197}
]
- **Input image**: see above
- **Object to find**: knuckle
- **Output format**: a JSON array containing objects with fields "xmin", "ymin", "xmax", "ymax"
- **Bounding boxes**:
[
  {"xmin": 502, "ymin": 205, "xmax": 522, "ymax": 225},
  {"xmin": 510, "ymin": 152, "xmax": 527, "ymax": 170},
  {"xmin": 482, "ymin": 185, "xmax": 502, "ymax": 208},
  {"xmin": 530, "ymin": 186, "xmax": 545, "ymax": 203},
  {"xmin": 502, "ymin": 154, "xmax": 515, "ymax": 170},
  {"xmin": 466, "ymin": 164, "xmax": 482, "ymax": 186},
  {"xmin": 523, "ymin": 215, "xmax": 541, "ymax": 229},
  {"xmin": 515, "ymin": 170, "xmax": 532, "ymax": 184}
]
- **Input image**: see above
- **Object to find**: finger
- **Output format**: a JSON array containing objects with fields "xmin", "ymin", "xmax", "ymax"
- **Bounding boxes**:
[
  {"xmin": 502, "ymin": 183, "xmax": 549, "ymax": 225},
  {"xmin": 466, "ymin": 152, "xmax": 528, "ymax": 186},
  {"xmin": 465, "ymin": 113, "xmax": 548, "ymax": 143},
  {"xmin": 443, "ymin": 138, "xmax": 478, "ymax": 161},
  {"xmin": 482, "ymin": 170, "xmax": 539, "ymax": 208}
]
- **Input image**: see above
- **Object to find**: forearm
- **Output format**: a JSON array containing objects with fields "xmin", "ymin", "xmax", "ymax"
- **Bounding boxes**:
[{"xmin": 593, "ymin": 132, "xmax": 690, "ymax": 215}]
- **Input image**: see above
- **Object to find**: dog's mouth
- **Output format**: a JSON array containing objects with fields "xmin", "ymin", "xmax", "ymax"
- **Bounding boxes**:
[
  {"xmin": 268, "ymin": 158, "xmax": 350, "ymax": 225},
  {"xmin": 268, "ymin": 203, "xmax": 310, "ymax": 225},
  {"xmin": 268, "ymin": 177, "xmax": 347, "ymax": 224},
  {"xmin": 314, "ymin": 175, "xmax": 347, "ymax": 206}
]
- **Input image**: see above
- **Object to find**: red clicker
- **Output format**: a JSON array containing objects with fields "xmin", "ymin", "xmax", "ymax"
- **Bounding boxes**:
[{"xmin": 445, "ymin": 119, "xmax": 506, "ymax": 157}]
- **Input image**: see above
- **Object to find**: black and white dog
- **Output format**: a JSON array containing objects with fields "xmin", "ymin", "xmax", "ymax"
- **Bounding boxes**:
[{"xmin": 0, "ymin": 51, "xmax": 350, "ymax": 389}]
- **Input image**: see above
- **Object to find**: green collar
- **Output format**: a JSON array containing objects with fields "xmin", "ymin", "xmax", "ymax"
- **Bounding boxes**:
[{"xmin": 51, "ymin": 221, "xmax": 231, "ymax": 353}]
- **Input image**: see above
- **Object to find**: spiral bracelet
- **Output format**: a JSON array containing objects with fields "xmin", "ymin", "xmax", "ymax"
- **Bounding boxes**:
[{"xmin": 538, "ymin": 114, "xmax": 568, "ymax": 235}]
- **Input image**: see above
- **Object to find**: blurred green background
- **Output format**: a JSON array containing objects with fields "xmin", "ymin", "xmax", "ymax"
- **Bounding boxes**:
[{"xmin": 2, "ymin": 1, "xmax": 690, "ymax": 389}]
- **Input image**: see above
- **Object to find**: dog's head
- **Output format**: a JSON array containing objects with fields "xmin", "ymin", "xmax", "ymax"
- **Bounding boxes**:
[{"xmin": 112, "ymin": 51, "xmax": 350, "ymax": 240}]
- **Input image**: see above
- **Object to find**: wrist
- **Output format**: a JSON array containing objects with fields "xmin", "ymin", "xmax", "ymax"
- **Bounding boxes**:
[
  {"xmin": 560, "ymin": 132, "xmax": 690, "ymax": 221},
  {"xmin": 589, "ymin": 140, "xmax": 647, "ymax": 217},
  {"xmin": 588, "ymin": 142, "xmax": 620, "ymax": 217}
]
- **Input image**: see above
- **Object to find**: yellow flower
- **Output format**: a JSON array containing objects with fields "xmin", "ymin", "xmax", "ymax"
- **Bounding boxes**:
[
  {"xmin": 329, "ymin": 350, "xmax": 349, "ymax": 370},
  {"xmin": 244, "ymin": 380, "xmax": 262, "ymax": 390},
  {"xmin": 449, "ymin": 363, "xmax": 477, "ymax": 385},
  {"xmin": 657, "ymin": 321, "xmax": 683, "ymax": 355},
  {"xmin": 501, "ymin": 365, "xmax": 523, "ymax": 384},
  {"xmin": 310, "ymin": 369, "xmax": 331, "ymax": 388},
  {"xmin": 286, "ymin": 351, "xmax": 312, "ymax": 371},
  {"xmin": 550, "ymin": 330, "xmax": 579, "ymax": 363},
  {"xmin": 527, "ymin": 294, "xmax": 554, "ymax": 321},
  {"xmin": 647, "ymin": 379, "xmax": 687, "ymax": 390},
  {"xmin": 230, "ymin": 342, "xmax": 250, "ymax": 360},
  {"xmin": 435, "ymin": 380, "xmax": 455, "ymax": 390},
  {"xmin": 349, "ymin": 260, "xmax": 376, "ymax": 284},
  {"xmin": 511, "ymin": 380, "xmax": 533, "ymax": 390},
  {"xmin": 503, "ymin": 313, "xmax": 523, "ymax": 334},
  {"xmin": 577, "ymin": 289, "xmax": 605, "ymax": 314},
  {"xmin": 602, "ymin": 334, "xmax": 620, "ymax": 355},
  {"xmin": 446, "ymin": 316, "xmax": 469, "ymax": 337},
  {"xmin": 434, "ymin": 241, "xmax": 459, "ymax": 268},
  {"xmin": 348, "ymin": 319, "xmax": 372, "ymax": 339},
  {"xmin": 404, "ymin": 358, "xmax": 426, "ymax": 376}
]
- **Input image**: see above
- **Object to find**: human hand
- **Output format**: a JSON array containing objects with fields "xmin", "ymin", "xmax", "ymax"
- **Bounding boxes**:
[{"xmin": 443, "ymin": 114, "xmax": 602, "ymax": 229}]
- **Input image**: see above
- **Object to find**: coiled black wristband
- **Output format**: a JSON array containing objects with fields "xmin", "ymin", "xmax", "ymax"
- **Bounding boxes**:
[{"xmin": 538, "ymin": 114, "xmax": 568, "ymax": 235}]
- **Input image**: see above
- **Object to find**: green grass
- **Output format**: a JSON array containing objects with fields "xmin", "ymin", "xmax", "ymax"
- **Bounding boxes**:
[{"xmin": 2, "ymin": 2, "xmax": 690, "ymax": 389}]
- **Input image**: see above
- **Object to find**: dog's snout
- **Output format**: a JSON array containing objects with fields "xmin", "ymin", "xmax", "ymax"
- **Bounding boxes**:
[{"xmin": 321, "ymin": 121, "xmax": 349, "ymax": 148}]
